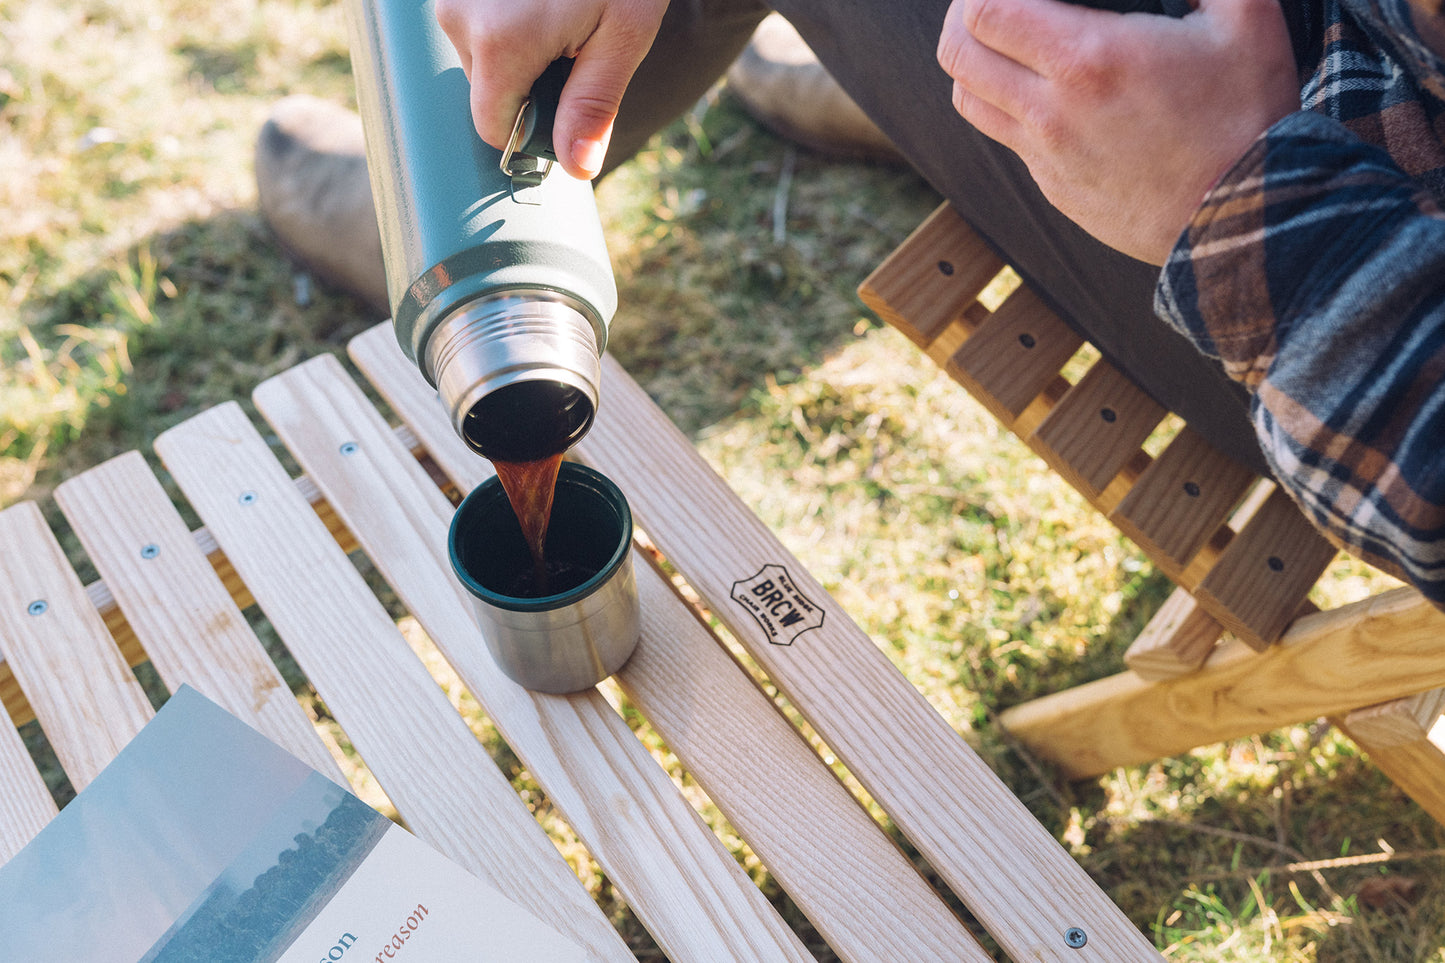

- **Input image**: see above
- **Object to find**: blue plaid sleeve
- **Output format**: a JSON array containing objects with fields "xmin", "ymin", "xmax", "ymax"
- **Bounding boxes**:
[{"xmin": 1156, "ymin": 110, "xmax": 1445, "ymax": 606}]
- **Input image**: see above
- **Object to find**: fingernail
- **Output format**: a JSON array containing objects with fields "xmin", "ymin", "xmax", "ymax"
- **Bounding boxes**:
[{"xmin": 572, "ymin": 138, "xmax": 605, "ymax": 178}]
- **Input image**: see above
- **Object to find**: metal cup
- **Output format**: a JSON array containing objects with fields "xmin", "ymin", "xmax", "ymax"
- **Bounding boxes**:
[{"xmin": 448, "ymin": 462, "xmax": 639, "ymax": 693}]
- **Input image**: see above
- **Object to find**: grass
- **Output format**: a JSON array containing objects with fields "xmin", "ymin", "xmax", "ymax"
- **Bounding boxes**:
[{"xmin": 4, "ymin": 0, "xmax": 1444, "ymax": 958}]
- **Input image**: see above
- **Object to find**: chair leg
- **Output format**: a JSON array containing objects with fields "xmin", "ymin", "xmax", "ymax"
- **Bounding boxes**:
[
  {"xmin": 1124, "ymin": 587, "xmax": 1222, "ymax": 680},
  {"xmin": 1337, "ymin": 691, "xmax": 1445, "ymax": 824}
]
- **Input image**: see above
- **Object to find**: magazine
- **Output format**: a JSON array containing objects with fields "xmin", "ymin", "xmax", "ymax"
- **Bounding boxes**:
[{"xmin": 0, "ymin": 686, "xmax": 587, "ymax": 962}]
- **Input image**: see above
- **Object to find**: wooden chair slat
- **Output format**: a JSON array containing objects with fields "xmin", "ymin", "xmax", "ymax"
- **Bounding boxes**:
[
  {"xmin": 1195, "ymin": 486, "xmax": 1340, "ymax": 649},
  {"xmin": 344, "ymin": 334, "xmax": 986, "ymax": 962},
  {"xmin": 1110, "ymin": 428, "xmax": 1257, "ymax": 573},
  {"xmin": 1031, "ymin": 360, "xmax": 1165, "ymax": 501},
  {"xmin": 575, "ymin": 351, "xmax": 1159, "ymax": 961},
  {"xmin": 53, "ymin": 452, "xmax": 341, "ymax": 779},
  {"xmin": 947, "ymin": 284, "xmax": 1083, "ymax": 422},
  {"xmin": 1123, "ymin": 587, "xmax": 1223, "ymax": 681},
  {"xmin": 254, "ymin": 355, "xmax": 817, "ymax": 963},
  {"xmin": 152, "ymin": 403, "xmax": 634, "ymax": 962},
  {"xmin": 858, "ymin": 204, "xmax": 1003, "ymax": 349},
  {"xmin": 0, "ymin": 502, "xmax": 153, "ymax": 790},
  {"xmin": 0, "ymin": 708, "xmax": 57, "ymax": 863}
]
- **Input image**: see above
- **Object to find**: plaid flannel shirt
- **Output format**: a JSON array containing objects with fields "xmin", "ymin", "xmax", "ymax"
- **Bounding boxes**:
[{"xmin": 1155, "ymin": 0, "xmax": 1445, "ymax": 606}]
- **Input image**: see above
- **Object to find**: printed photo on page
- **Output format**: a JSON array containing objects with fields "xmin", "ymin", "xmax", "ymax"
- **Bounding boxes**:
[{"xmin": 0, "ymin": 686, "xmax": 588, "ymax": 962}]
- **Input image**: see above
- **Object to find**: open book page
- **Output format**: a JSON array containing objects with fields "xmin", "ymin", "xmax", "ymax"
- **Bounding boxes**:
[{"xmin": 0, "ymin": 686, "xmax": 587, "ymax": 963}]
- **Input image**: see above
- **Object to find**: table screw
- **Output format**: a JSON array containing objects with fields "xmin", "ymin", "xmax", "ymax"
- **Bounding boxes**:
[
  {"xmin": 27, "ymin": 600, "xmax": 48, "ymax": 617},
  {"xmin": 140, "ymin": 543, "xmax": 160, "ymax": 560},
  {"xmin": 1065, "ymin": 927, "xmax": 1088, "ymax": 949},
  {"xmin": 239, "ymin": 491, "xmax": 258, "ymax": 506},
  {"xmin": 339, "ymin": 441, "xmax": 359, "ymax": 456}
]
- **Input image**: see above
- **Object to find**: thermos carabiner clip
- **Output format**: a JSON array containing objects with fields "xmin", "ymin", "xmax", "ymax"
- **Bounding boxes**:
[
  {"xmin": 500, "ymin": 98, "xmax": 553, "ymax": 187},
  {"xmin": 500, "ymin": 57, "xmax": 573, "ymax": 199}
]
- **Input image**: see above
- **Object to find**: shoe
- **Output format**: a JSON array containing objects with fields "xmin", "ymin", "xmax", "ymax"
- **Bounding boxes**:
[
  {"xmin": 255, "ymin": 95, "xmax": 389, "ymax": 316},
  {"xmin": 725, "ymin": 14, "xmax": 904, "ymax": 164}
]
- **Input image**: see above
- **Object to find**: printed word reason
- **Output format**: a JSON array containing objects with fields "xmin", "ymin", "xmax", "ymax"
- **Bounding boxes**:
[{"xmin": 372, "ymin": 903, "xmax": 430, "ymax": 961}]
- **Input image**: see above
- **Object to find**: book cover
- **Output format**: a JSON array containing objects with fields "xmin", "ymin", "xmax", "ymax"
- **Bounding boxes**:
[{"xmin": 0, "ymin": 686, "xmax": 587, "ymax": 962}]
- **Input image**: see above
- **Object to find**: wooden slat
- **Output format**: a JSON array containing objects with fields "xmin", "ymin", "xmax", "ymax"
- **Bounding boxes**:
[
  {"xmin": 345, "ymin": 329, "xmax": 987, "ymax": 961},
  {"xmin": 53, "ymin": 451, "xmax": 342, "ymax": 779},
  {"xmin": 1338, "ymin": 691, "xmax": 1445, "ymax": 824},
  {"xmin": 478, "ymin": 345, "xmax": 1153, "ymax": 959},
  {"xmin": 152, "ymin": 402, "xmax": 634, "ymax": 962},
  {"xmin": 254, "ymin": 354, "xmax": 817, "ymax": 963},
  {"xmin": 857, "ymin": 203, "xmax": 1004, "ymax": 348},
  {"xmin": 1031, "ymin": 360, "xmax": 1165, "ymax": 501},
  {"xmin": 622, "ymin": 562, "xmax": 988, "ymax": 962},
  {"xmin": 1195, "ymin": 486, "xmax": 1339, "ymax": 649},
  {"xmin": 0, "ymin": 502, "xmax": 154, "ymax": 790},
  {"xmin": 999, "ymin": 587, "xmax": 1445, "ymax": 778},
  {"xmin": 946, "ymin": 284, "xmax": 1082, "ymax": 422},
  {"xmin": 1123, "ymin": 587, "xmax": 1223, "ymax": 681},
  {"xmin": 0, "ymin": 710, "xmax": 57, "ymax": 863},
  {"xmin": 1110, "ymin": 428, "xmax": 1257, "ymax": 574}
]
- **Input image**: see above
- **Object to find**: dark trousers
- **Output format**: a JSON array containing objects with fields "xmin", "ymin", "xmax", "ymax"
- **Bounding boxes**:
[{"xmin": 612, "ymin": 0, "xmax": 1267, "ymax": 474}]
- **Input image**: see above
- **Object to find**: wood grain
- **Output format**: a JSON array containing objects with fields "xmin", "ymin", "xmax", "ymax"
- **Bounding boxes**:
[
  {"xmin": 1195, "ymin": 486, "xmax": 1340, "ymax": 649},
  {"xmin": 1001, "ymin": 587, "xmax": 1445, "ymax": 777},
  {"xmin": 947, "ymin": 284, "xmax": 1083, "ymax": 421},
  {"xmin": 54, "ymin": 451, "xmax": 341, "ymax": 778},
  {"xmin": 0, "ymin": 502, "xmax": 153, "ymax": 790},
  {"xmin": 1110, "ymin": 428, "xmax": 1257, "ymax": 573},
  {"xmin": 857, "ymin": 203, "xmax": 1003, "ymax": 348},
  {"xmin": 1031, "ymin": 361, "xmax": 1165, "ymax": 500},
  {"xmin": 1123, "ymin": 587, "xmax": 1222, "ymax": 681},
  {"xmin": 0, "ymin": 701, "xmax": 56, "ymax": 862},
  {"xmin": 1338, "ymin": 692, "xmax": 1445, "ymax": 824}
]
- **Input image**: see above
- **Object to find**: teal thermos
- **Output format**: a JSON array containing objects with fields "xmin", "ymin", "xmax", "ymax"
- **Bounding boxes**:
[{"xmin": 343, "ymin": 0, "xmax": 617, "ymax": 462}]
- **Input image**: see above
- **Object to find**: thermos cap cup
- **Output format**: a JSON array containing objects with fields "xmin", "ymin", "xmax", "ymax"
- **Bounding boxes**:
[{"xmin": 448, "ymin": 462, "xmax": 640, "ymax": 693}]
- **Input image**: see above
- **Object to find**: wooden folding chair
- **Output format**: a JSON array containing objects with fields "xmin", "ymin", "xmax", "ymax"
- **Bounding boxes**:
[{"xmin": 859, "ymin": 202, "xmax": 1445, "ymax": 821}]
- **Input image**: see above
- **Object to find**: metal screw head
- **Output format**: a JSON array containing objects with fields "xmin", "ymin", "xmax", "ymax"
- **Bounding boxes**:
[
  {"xmin": 140, "ymin": 543, "xmax": 160, "ymax": 560},
  {"xmin": 238, "ymin": 491, "xmax": 258, "ymax": 506},
  {"xmin": 1065, "ymin": 927, "xmax": 1088, "ymax": 949},
  {"xmin": 339, "ymin": 441, "xmax": 359, "ymax": 456},
  {"xmin": 27, "ymin": 599, "xmax": 48, "ymax": 617}
]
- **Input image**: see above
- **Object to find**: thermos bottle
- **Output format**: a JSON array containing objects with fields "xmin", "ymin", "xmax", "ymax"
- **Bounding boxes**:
[{"xmin": 342, "ymin": 0, "xmax": 617, "ymax": 462}]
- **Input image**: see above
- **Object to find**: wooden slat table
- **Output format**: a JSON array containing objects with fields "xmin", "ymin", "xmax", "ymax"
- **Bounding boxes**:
[{"xmin": 0, "ymin": 321, "xmax": 1162, "ymax": 961}]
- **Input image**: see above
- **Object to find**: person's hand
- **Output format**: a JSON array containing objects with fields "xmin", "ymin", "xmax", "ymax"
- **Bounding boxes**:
[
  {"xmin": 435, "ymin": 0, "xmax": 670, "ymax": 179},
  {"xmin": 937, "ymin": 0, "xmax": 1298, "ymax": 264}
]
